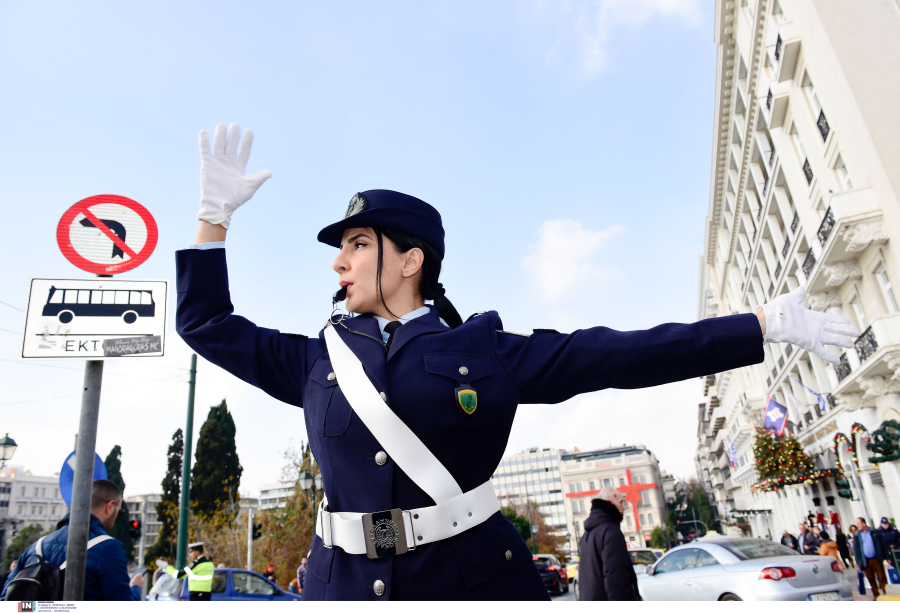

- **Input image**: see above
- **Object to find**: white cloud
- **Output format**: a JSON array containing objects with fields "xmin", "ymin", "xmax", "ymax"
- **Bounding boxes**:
[
  {"xmin": 507, "ymin": 378, "xmax": 703, "ymax": 479},
  {"xmin": 520, "ymin": 0, "xmax": 703, "ymax": 78},
  {"xmin": 522, "ymin": 218, "xmax": 622, "ymax": 302}
]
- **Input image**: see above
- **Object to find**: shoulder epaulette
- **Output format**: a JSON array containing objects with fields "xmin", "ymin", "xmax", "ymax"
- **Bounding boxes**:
[{"xmin": 465, "ymin": 312, "xmax": 488, "ymax": 323}]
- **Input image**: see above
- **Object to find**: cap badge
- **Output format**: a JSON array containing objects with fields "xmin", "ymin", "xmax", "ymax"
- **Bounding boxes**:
[{"xmin": 344, "ymin": 192, "xmax": 368, "ymax": 218}]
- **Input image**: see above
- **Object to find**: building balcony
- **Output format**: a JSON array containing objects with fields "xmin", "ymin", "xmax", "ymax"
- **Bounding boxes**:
[
  {"xmin": 774, "ymin": 21, "xmax": 801, "ymax": 82},
  {"xmin": 764, "ymin": 81, "xmax": 790, "ymax": 129},
  {"xmin": 832, "ymin": 312, "xmax": 900, "ymax": 395},
  {"xmin": 804, "ymin": 187, "xmax": 887, "ymax": 293}
]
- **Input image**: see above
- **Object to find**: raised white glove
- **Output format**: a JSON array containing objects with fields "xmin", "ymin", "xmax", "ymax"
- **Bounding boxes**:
[
  {"xmin": 197, "ymin": 122, "xmax": 272, "ymax": 229},
  {"xmin": 156, "ymin": 558, "xmax": 169, "ymax": 570},
  {"xmin": 758, "ymin": 286, "xmax": 859, "ymax": 366}
]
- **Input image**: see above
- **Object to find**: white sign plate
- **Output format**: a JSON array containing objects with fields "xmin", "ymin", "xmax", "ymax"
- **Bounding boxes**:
[{"xmin": 22, "ymin": 278, "xmax": 168, "ymax": 359}]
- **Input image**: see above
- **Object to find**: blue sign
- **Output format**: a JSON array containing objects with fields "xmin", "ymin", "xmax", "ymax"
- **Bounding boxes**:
[
  {"xmin": 59, "ymin": 450, "xmax": 108, "ymax": 507},
  {"xmin": 763, "ymin": 397, "xmax": 789, "ymax": 435}
]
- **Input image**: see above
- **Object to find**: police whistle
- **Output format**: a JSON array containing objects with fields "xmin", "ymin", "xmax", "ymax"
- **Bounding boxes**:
[{"xmin": 332, "ymin": 286, "xmax": 347, "ymax": 305}]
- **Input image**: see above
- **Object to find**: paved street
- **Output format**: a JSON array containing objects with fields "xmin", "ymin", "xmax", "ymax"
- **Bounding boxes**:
[{"xmin": 550, "ymin": 587, "xmax": 576, "ymax": 602}]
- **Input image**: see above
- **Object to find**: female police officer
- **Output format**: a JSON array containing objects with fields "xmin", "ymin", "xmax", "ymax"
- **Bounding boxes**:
[{"xmin": 176, "ymin": 123, "xmax": 859, "ymax": 600}]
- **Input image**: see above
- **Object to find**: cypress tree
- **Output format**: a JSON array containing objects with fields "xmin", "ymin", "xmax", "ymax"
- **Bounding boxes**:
[
  {"xmin": 104, "ymin": 445, "xmax": 134, "ymax": 561},
  {"xmin": 191, "ymin": 399, "xmax": 243, "ymax": 516},
  {"xmin": 146, "ymin": 429, "xmax": 183, "ymax": 561}
]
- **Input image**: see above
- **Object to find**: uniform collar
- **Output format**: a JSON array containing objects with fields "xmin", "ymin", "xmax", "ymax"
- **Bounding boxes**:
[
  {"xmin": 373, "ymin": 305, "xmax": 446, "ymax": 342},
  {"xmin": 386, "ymin": 305, "xmax": 449, "ymax": 360}
]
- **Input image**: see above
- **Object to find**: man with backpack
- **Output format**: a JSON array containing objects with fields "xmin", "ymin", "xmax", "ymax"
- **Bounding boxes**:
[{"xmin": 1, "ymin": 479, "xmax": 143, "ymax": 601}]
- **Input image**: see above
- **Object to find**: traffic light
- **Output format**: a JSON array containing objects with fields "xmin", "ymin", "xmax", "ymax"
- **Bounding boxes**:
[
  {"xmin": 252, "ymin": 521, "xmax": 263, "ymax": 540},
  {"xmin": 129, "ymin": 519, "xmax": 142, "ymax": 540},
  {"xmin": 835, "ymin": 479, "xmax": 854, "ymax": 500}
]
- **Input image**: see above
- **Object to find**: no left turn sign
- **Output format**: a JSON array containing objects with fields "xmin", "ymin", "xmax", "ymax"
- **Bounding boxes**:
[{"xmin": 56, "ymin": 194, "xmax": 159, "ymax": 275}]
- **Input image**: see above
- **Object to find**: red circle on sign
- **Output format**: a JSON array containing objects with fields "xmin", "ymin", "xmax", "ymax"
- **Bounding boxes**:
[{"xmin": 56, "ymin": 194, "xmax": 159, "ymax": 275}]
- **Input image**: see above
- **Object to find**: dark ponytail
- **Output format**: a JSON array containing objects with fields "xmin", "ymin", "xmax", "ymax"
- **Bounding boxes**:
[{"xmin": 374, "ymin": 227, "xmax": 463, "ymax": 328}]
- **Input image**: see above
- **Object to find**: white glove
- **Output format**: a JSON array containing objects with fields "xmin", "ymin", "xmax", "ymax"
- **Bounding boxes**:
[
  {"xmin": 156, "ymin": 558, "xmax": 169, "ymax": 570},
  {"xmin": 197, "ymin": 122, "xmax": 272, "ymax": 229},
  {"xmin": 758, "ymin": 287, "xmax": 859, "ymax": 366}
]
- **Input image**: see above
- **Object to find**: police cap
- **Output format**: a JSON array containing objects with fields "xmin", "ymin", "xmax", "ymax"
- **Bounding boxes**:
[{"xmin": 317, "ymin": 190, "xmax": 445, "ymax": 257}]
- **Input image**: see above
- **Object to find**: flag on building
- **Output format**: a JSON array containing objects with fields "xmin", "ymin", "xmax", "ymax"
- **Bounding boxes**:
[
  {"xmin": 763, "ymin": 397, "xmax": 788, "ymax": 435},
  {"xmin": 728, "ymin": 439, "xmax": 739, "ymax": 470},
  {"xmin": 791, "ymin": 376, "xmax": 827, "ymax": 415},
  {"xmin": 784, "ymin": 391, "xmax": 803, "ymax": 425}
]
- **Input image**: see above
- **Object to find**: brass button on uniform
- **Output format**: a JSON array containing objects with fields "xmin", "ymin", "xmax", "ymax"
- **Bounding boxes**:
[
  {"xmin": 505, "ymin": 550, "xmax": 512, "ymax": 561},
  {"xmin": 459, "ymin": 366, "xmax": 469, "ymax": 376},
  {"xmin": 375, "ymin": 451, "xmax": 388, "ymax": 466},
  {"xmin": 327, "ymin": 372, "xmax": 336, "ymax": 381},
  {"xmin": 373, "ymin": 580, "xmax": 385, "ymax": 596}
]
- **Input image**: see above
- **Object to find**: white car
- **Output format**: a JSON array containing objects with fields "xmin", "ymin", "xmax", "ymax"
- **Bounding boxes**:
[{"xmin": 638, "ymin": 536, "xmax": 852, "ymax": 601}]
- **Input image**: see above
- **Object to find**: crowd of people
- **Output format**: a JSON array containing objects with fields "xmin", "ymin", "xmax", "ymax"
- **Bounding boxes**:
[{"xmin": 779, "ymin": 515, "xmax": 899, "ymax": 599}]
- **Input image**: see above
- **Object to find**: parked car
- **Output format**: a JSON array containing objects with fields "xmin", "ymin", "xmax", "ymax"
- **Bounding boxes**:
[
  {"xmin": 146, "ymin": 568, "xmax": 300, "ymax": 601},
  {"xmin": 649, "ymin": 548, "xmax": 665, "ymax": 559},
  {"xmin": 532, "ymin": 554, "xmax": 569, "ymax": 595},
  {"xmin": 566, "ymin": 557, "xmax": 579, "ymax": 580},
  {"xmin": 628, "ymin": 547, "xmax": 660, "ymax": 575},
  {"xmin": 638, "ymin": 536, "xmax": 853, "ymax": 601}
]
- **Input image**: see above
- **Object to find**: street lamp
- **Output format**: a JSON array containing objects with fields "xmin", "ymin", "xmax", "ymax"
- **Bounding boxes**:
[
  {"xmin": 0, "ymin": 434, "xmax": 17, "ymax": 468},
  {"xmin": 299, "ymin": 470, "xmax": 324, "ymax": 529}
]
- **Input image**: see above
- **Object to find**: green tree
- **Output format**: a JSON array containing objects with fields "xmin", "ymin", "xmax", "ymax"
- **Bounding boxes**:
[
  {"xmin": 501, "ymin": 506, "xmax": 531, "ymax": 543},
  {"xmin": 104, "ymin": 445, "xmax": 134, "ymax": 561},
  {"xmin": 191, "ymin": 399, "xmax": 243, "ymax": 517},
  {"xmin": 692, "ymin": 486, "xmax": 715, "ymax": 535},
  {"xmin": 145, "ymin": 429, "xmax": 183, "ymax": 561},
  {"xmin": 5, "ymin": 524, "xmax": 46, "ymax": 566}
]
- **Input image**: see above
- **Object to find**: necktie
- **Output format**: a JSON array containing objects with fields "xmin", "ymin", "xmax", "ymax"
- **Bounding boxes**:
[{"xmin": 384, "ymin": 321, "xmax": 402, "ymax": 349}]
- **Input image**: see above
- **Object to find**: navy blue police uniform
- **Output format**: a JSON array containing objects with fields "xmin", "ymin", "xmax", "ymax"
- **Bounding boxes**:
[{"xmin": 176, "ymin": 190, "xmax": 764, "ymax": 600}]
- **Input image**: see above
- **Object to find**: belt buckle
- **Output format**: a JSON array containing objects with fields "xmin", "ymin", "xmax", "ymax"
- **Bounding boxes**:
[{"xmin": 361, "ymin": 508, "xmax": 409, "ymax": 559}]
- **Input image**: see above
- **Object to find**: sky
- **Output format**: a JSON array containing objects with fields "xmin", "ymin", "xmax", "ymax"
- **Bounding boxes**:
[{"xmin": 0, "ymin": 0, "xmax": 717, "ymax": 498}]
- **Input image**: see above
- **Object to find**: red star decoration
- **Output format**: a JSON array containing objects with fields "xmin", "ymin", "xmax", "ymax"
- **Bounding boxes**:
[{"xmin": 566, "ymin": 469, "xmax": 657, "ymax": 530}]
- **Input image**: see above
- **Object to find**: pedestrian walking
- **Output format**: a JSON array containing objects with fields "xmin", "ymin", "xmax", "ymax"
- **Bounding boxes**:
[
  {"xmin": 817, "ymin": 531, "xmax": 841, "ymax": 567},
  {"xmin": 158, "ymin": 542, "xmax": 215, "ymax": 601},
  {"xmin": 296, "ymin": 557, "xmax": 307, "ymax": 598},
  {"xmin": 835, "ymin": 526, "xmax": 854, "ymax": 569},
  {"xmin": 0, "ymin": 480, "xmax": 143, "ymax": 601},
  {"xmin": 798, "ymin": 523, "xmax": 821, "ymax": 555},
  {"xmin": 780, "ymin": 529, "xmax": 799, "ymax": 551},
  {"xmin": 852, "ymin": 518, "xmax": 888, "ymax": 599},
  {"xmin": 878, "ymin": 517, "xmax": 899, "ymax": 557},
  {"xmin": 0, "ymin": 561, "xmax": 16, "ymax": 596},
  {"xmin": 175, "ymin": 122, "xmax": 858, "ymax": 600},
  {"xmin": 577, "ymin": 488, "xmax": 640, "ymax": 601}
]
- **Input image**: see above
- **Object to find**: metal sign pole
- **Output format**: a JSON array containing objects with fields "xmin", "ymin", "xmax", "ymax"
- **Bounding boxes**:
[
  {"xmin": 176, "ymin": 354, "xmax": 197, "ymax": 570},
  {"xmin": 247, "ymin": 507, "xmax": 253, "ymax": 571},
  {"xmin": 62, "ymin": 359, "xmax": 104, "ymax": 601}
]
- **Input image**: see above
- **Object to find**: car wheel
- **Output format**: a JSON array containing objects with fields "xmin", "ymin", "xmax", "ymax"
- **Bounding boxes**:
[
  {"xmin": 123, "ymin": 311, "xmax": 138, "ymax": 324},
  {"xmin": 553, "ymin": 573, "xmax": 563, "ymax": 595},
  {"xmin": 59, "ymin": 310, "xmax": 74, "ymax": 324},
  {"xmin": 719, "ymin": 593, "xmax": 742, "ymax": 601},
  {"xmin": 573, "ymin": 580, "xmax": 580, "ymax": 601}
]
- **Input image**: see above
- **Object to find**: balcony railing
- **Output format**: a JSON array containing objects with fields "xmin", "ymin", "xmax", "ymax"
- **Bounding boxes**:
[
  {"xmin": 772, "ymin": 366, "xmax": 778, "ymax": 379},
  {"xmin": 766, "ymin": 88, "xmax": 773, "ymax": 111},
  {"xmin": 802, "ymin": 250, "xmax": 817, "ymax": 277},
  {"xmin": 816, "ymin": 110, "xmax": 830, "ymax": 141},
  {"xmin": 835, "ymin": 353, "xmax": 851, "ymax": 382},
  {"xmin": 782, "ymin": 236, "xmax": 791, "ymax": 258},
  {"xmin": 791, "ymin": 212, "xmax": 799, "ymax": 234},
  {"xmin": 855, "ymin": 326, "xmax": 878, "ymax": 363},
  {"xmin": 767, "ymin": 376, "xmax": 772, "ymax": 387},
  {"xmin": 768, "ymin": 281, "xmax": 775, "ymax": 297},
  {"xmin": 817, "ymin": 207, "xmax": 835, "ymax": 247},
  {"xmin": 786, "ymin": 344, "xmax": 793, "ymax": 358},
  {"xmin": 778, "ymin": 355, "xmax": 785, "ymax": 368},
  {"xmin": 803, "ymin": 158, "xmax": 814, "ymax": 184},
  {"xmin": 769, "ymin": 145, "xmax": 776, "ymax": 168},
  {"xmin": 775, "ymin": 34, "xmax": 782, "ymax": 61},
  {"xmin": 827, "ymin": 393, "xmax": 836, "ymax": 409},
  {"xmin": 775, "ymin": 261, "xmax": 782, "ymax": 279}
]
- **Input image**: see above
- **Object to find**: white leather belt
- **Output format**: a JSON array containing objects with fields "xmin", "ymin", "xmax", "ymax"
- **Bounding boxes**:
[
  {"xmin": 320, "ymin": 323, "xmax": 501, "ymax": 558},
  {"xmin": 316, "ymin": 481, "xmax": 500, "ymax": 556}
]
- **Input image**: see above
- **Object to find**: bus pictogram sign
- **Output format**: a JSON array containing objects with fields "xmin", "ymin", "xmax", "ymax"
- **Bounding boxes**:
[{"xmin": 56, "ymin": 194, "xmax": 159, "ymax": 275}]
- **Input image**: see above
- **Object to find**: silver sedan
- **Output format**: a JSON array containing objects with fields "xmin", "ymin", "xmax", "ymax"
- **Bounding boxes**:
[{"xmin": 637, "ymin": 536, "xmax": 853, "ymax": 601}]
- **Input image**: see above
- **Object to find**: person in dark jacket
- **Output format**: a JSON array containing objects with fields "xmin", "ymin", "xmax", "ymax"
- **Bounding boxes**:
[
  {"xmin": 878, "ymin": 517, "xmax": 900, "ymax": 558},
  {"xmin": 577, "ymin": 488, "xmax": 640, "ymax": 601},
  {"xmin": 780, "ymin": 530, "xmax": 798, "ymax": 551},
  {"xmin": 798, "ymin": 523, "xmax": 821, "ymax": 555},
  {"xmin": 835, "ymin": 526, "xmax": 854, "ymax": 568},
  {"xmin": 0, "ymin": 480, "xmax": 143, "ymax": 601},
  {"xmin": 853, "ymin": 517, "xmax": 888, "ymax": 598}
]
